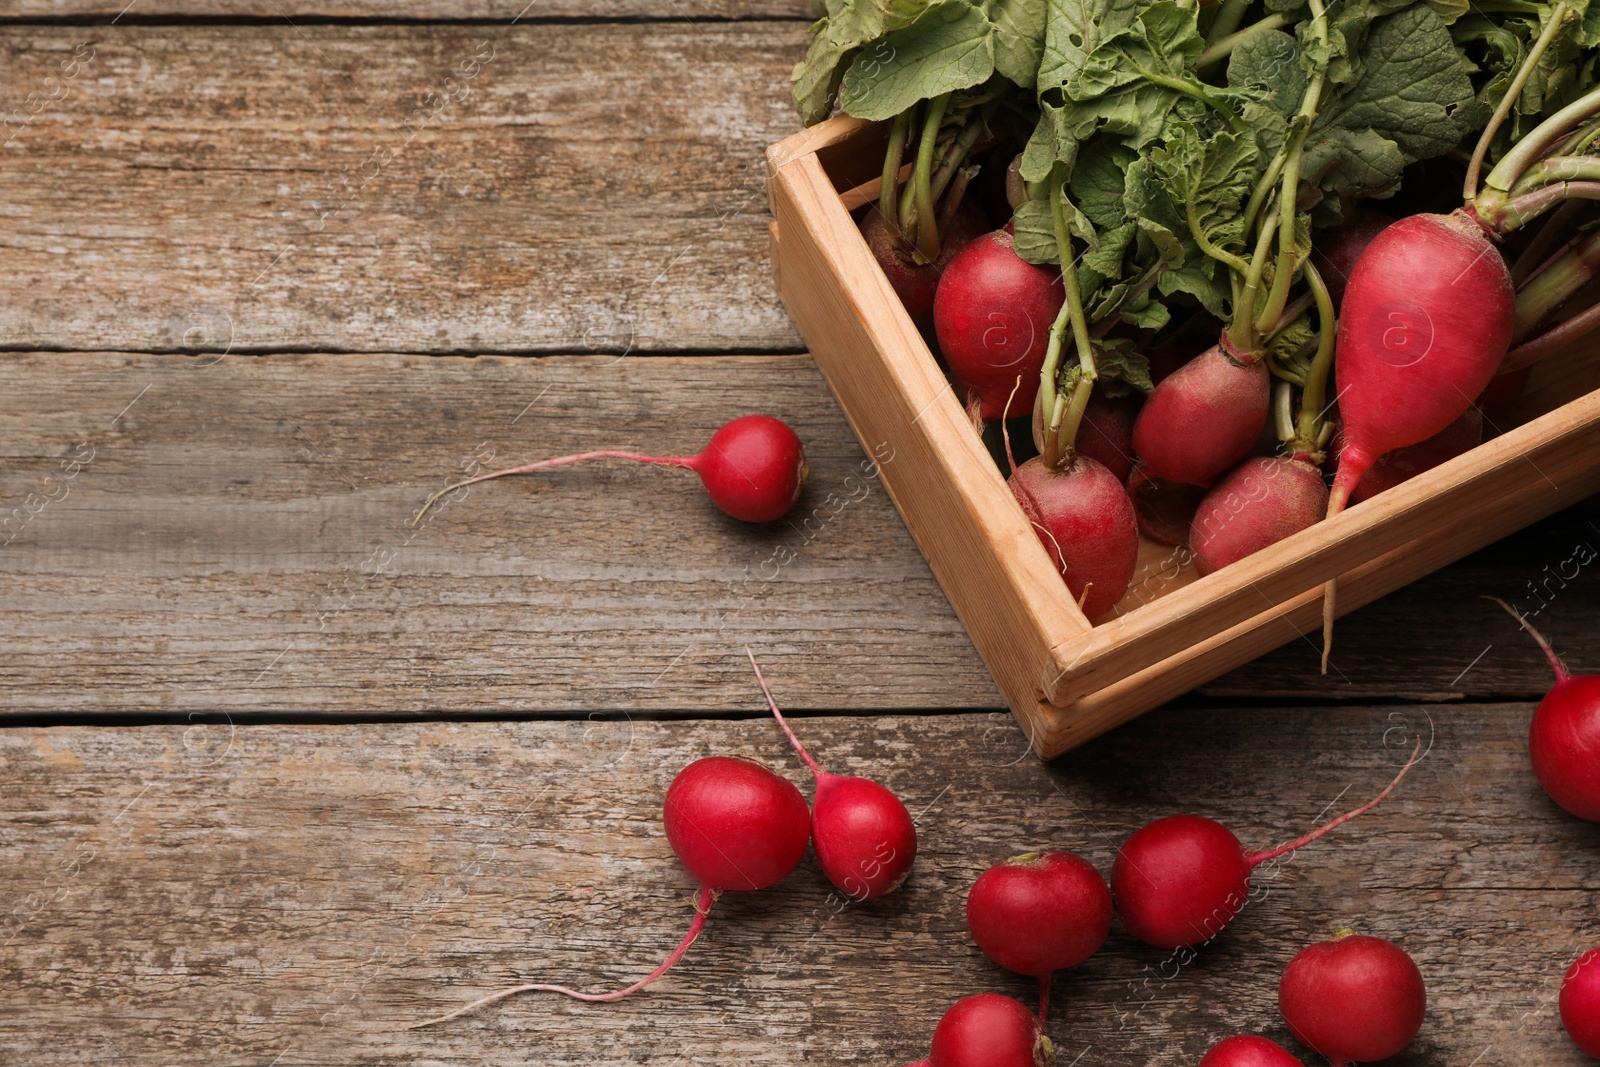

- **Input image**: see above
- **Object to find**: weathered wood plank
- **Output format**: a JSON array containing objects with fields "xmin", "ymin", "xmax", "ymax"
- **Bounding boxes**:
[
  {"xmin": 0, "ymin": 22, "xmax": 808, "ymax": 354},
  {"xmin": 2, "ymin": 705, "xmax": 1596, "ymax": 1063},
  {"xmin": 4, "ymin": 1, "xmax": 814, "ymax": 18},
  {"xmin": 1, "ymin": 350, "xmax": 1596, "ymax": 714}
]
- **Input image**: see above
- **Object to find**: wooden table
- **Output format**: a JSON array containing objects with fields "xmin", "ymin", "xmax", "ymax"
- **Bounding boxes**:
[{"xmin": 3, "ymin": 7, "xmax": 1598, "ymax": 1064}]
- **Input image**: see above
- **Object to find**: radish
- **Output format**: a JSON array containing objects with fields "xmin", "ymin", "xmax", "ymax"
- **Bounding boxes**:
[
  {"xmin": 903, "ymin": 993, "xmax": 1054, "ymax": 1067},
  {"xmin": 1561, "ymin": 946, "xmax": 1600, "ymax": 1058},
  {"xmin": 1009, "ymin": 454, "xmax": 1138, "ymax": 619},
  {"xmin": 1309, "ymin": 211, "xmax": 1393, "ymax": 309},
  {"xmin": 965, "ymin": 851, "xmax": 1112, "ymax": 1021},
  {"xmin": 1278, "ymin": 932, "xmax": 1426, "ymax": 1066},
  {"xmin": 863, "ymin": 201, "xmax": 988, "ymax": 336},
  {"xmin": 1487, "ymin": 597, "xmax": 1600, "ymax": 820},
  {"xmin": 1110, "ymin": 742, "xmax": 1420, "ymax": 949},
  {"xmin": 745, "ymin": 647, "xmax": 918, "ymax": 900},
  {"xmin": 1130, "ymin": 342, "xmax": 1271, "ymax": 486},
  {"xmin": 412, "ymin": 414, "xmax": 808, "ymax": 526},
  {"xmin": 1189, "ymin": 456, "xmax": 1328, "ymax": 576},
  {"xmin": 1340, "ymin": 407, "xmax": 1482, "ymax": 504},
  {"xmin": 934, "ymin": 229, "xmax": 1066, "ymax": 420},
  {"xmin": 1199, "ymin": 1035, "xmax": 1305, "ymax": 1067},
  {"xmin": 1074, "ymin": 392, "xmax": 1140, "ymax": 484},
  {"xmin": 410, "ymin": 754, "xmax": 810, "ymax": 1027}
]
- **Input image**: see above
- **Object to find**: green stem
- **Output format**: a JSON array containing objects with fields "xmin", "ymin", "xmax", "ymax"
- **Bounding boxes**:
[
  {"xmin": 1509, "ymin": 199, "xmax": 1585, "ymax": 285},
  {"xmin": 1034, "ymin": 167, "xmax": 1095, "ymax": 466},
  {"xmin": 1487, "ymin": 180, "xmax": 1600, "ymax": 233},
  {"xmin": 1186, "ymin": 195, "xmax": 1251, "ymax": 277},
  {"xmin": 880, "ymin": 110, "xmax": 912, "ymax": 247},
  {"xmin": 1510, "ymin": 154, "xmax": 1600, "ymax": 196},
  {"xmin": 928, "ymin": 98, "xmax": 1000, "ymax": 211},
  {"xmin": 1204, "ymin": 0, "xmax": 1252, "ymax": 48},
  {"xmin": 898, "ymin": 101, "xmax": 923, "ymax": 237},
  {"xmin": 1465, "ymin": 2, "xmax": 1569, "ymax": 201},
  {"xmin": 1228, "ymin": 200, "xmax": 1280, "ymax": 353},
  {"xmin": 912, "ymin": 93, "xmax": 951, "ymax": 263},
  {"xmin": 1514, "ymin": 226, "xmax": 1600, "ymax": 336},
  {"xmin": 1483, "ymin": 81, "xmax": 1600, "ymax": 195},
  {"xmin": 1198, "ymin": 13, "xmax": 1289, "ymax": 73},
  {"xmin": 1274, "ymin": 380, "xmax": 1296, "ymax": 442},
  {"xmin": 1293, "ymin": 260, "xmax": 1337, "ymax": 452}
]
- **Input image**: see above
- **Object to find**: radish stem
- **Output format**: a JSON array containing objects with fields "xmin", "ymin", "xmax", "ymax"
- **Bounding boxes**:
[
  {"xmin": 880, "ymin": 110, "xmax": 912, "ymax": 248},
  {"xmin": 1465, "ymin": 1, "xmax": 1570, "ymax": 200},
  {"xmin": 1244, "ymin": 738, "xmax": 1423, "ymax": 866}
]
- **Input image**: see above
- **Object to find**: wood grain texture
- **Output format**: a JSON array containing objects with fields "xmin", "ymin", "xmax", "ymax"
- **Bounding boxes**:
[
  {"xmin": 0, "ymin": 22, "xmax": 808, "ymax": 354},
  {"xmin": 3, "ymin": 705, "xmax": 1597, "ymax": 1065},
  {"xmin": 3, "ymin": 0, "xmax": 814, "ymax": 18},
  {"xmin": 2, "ymin": 350, "xmax": 1596, "ymax": 715}
]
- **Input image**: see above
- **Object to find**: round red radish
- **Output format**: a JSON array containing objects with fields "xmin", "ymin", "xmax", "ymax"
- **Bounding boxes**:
[
  {"xmin": 663, "ymin": 756, "xmax": 813, "ymax": 890},
  {"xmin": 1111, "ymin": 749, "xmax": 1420, "ymax": 949},
  {"xmin": 1199, "ymin": 1035, "xmax": 1305, "ymax": 1067},
  {"xmin": 1278, "ymin": 933, "xmax": 1426, "ymax": 1065},
  {"xmin": 927, "ymin": 993, "xmax": 1054, "ymax": 1067},
  {"xmin": 411, "ymin": 754, "xmax": 811, "ymax": 1027},
  {"xmin": 1561, "ymin": 946, "xmax": 1600, "ymax": 1058},
  {"xmin": 747, "ymin": 649, "xmax": 917, "ymax": 899},
  {"xmin": 1009, "ymin": 454, "xmax": 1138, "ymax": 619},
  {"xmin": 1189, "ymin": 456, "xmax": 1329, "ymax": 576},
  {"xmin": 1130, "ymin": 343, "xmax": 1270, "ymax": 486},
  {"xmin": 1311, "ymin": 211, "xmax": 1394, "ymax": 309},
  {"xmin": 413, "ymin": 414, "xmax": 808, "ymax": 526},
  {"xmin": 1075, "ymin": 393, "xmax": 1141, "ymax": 484},
  {"xmin": 966, "ymin": 851, "xmax": 1112, "ymax": 1020},
  {"xmin": 1489, "ymin": 598, "xmax": 1600, "ymax": 821},
  {"xmin": 1342, "ymin": 407, "xmax": 1482, "ymax": 504},
  {"xmin": 1329, "ymin": 210, "xmax": 1513, "ymax": 514},
  {"xmin": 934, "ymin": 229, "xmax": 1066, "ymax": 421},
  {"xmin": 862, "ymin": 202, "xmax": 988, "ymax": 337}
]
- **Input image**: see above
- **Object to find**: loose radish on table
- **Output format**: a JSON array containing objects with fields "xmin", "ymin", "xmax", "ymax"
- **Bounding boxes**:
[
  {"xmin": 1199, "ymin": 1035, "xmax": 1305, "ymax": 1067},
  {"xmin": 965, "ymin": 850, "xmax": 1112, "ymax": 1021},
  {"xmin": 745, "ymin": 647, "xmax": 918, "ymax": 899},
  {"xmin": 410, "ymin": 754, "xmax": 810, "ymax": 1027},
  {"xmin": 1486, "ymin": 597, "xmax": 1600, "ymax": 821},
  {"xmin": 1278, "ymin": 932, "xmax": 1426, "ymax": 1066},
  {"xmin": 411, "ymin": 414, "xmax": 808, "ymax": 527},
  {"xmin": 934, "ymin": 228, "xmax": 1067, "ymax": 422},
  {"xmin": 1110, "ymin": 741, "xmax": 1421, "ymax": 949},
  {"xmin": 904, "ymin": 993, "xmax": 1054, "ymax": 1067},
  {"xmin": 1562, "ymin": 946, "xmax": 1600, "ymax": 1058}
]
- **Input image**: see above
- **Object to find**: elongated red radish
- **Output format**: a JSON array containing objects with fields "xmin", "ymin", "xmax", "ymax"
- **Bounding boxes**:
[
  {"xmin": 966, "ymin": 851, "xmax": 1112, "ymax": 1021},
  {"xmin": 902, "ymin": 993, "xmax": 1055, "ymax": 1067},
  {"xmin": 863, "ymin": 201, "xmax": 988, "ymax": 337},
  {"xmin": 1278, "ymin": 932, "xmax": 1426, "ymax": 1066},
  {"xmin": 1189, "ymin": 456, "xmax": 1330, "ymax": 576},
  {"xmin": 410, "ymin": 755, "xmax": 809, "ymax": 1027},
  {"xmin": 1339, "ymin": 407, "xmax": 1482, "ymax": 504},
  {"xmin": 1310, "ymin": 212, "xmax": 1394, "ymax": 308},
  {"xmin": 934, "ymin": 229, "xmax": 1066, "ymax": 420},
  {"xmin": 412, "ymin": 414, "xmax": 808, "ymax": 526},
  {"xmin": 1319, "ymin": 211, "xmax": 1514, "ymax": 668},
  {"xmin": 1009, "ymin": 454, "xmax": 1139, "ymax": 619},
  {"xmin": 745, "ymin": 647, "xmax": 917, "ymax": 899},
  {"xmin": 1562, "ymin": 946, "xmax": 1600, "ymax": 1057},
  {"xmin": 1199, "ymin": 1035, "xmax": 1305, "ymax": 1067},
  {"xmin": 1074, "ymin": 392, "xmax": 1141, "ymax": 484},
  {"xmin": 1130, "ymin": 343, "xmax": 1270, "ymax": 486},
  {"xmin": 1486, "ymin": 597, "xmax": 1600, "ymax": 820},
  {"xmin": 1110, "ymin": 742, "xmax": 1420, "ymax": 949}
]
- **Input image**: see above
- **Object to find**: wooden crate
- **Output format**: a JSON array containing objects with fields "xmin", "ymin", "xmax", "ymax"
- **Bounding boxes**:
[{"xmin": 765, "ymin": 115, "xmax": 1600, "ymax": 759}]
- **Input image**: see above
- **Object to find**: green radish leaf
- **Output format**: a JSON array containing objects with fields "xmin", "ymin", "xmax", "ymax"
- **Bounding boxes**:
[
  {"xmin": 986, "ymin": 0, "xmax": 1048, "ymax": 88},
  {"xmin": 790, "ymin": 0, "xmax": 946, "ymax": 124},
  {"xmin": 839, "ymin": 1, "xmax": 997, "ymax": 121},
  {"xmin": 1092, "ymin": 340, "xmax": 1157, "ymax": 394},
  {"xmin": 1012, "ymin": 197, "xmax": 1060, "ymax": 264},
  {"xmin": 1070, "ymin": 141, "xmax": 1138, "ymax": 229}
]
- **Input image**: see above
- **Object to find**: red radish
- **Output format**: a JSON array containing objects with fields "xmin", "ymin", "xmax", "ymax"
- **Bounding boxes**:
[
  {"xmin": 746, "ymin": 647, "xmax": 917, "ymax": 900},
  {"xmin": 934, "ymin": 229, "xmax": 1067, "ymax": 420},
  {"xmin": 1130, "ymin": 343, "xmax": 1270, "ymax": 486},
  {"xmin": 862, "ymin": 201, "xmax": 988, "ymax": 337},
  {"xmin": 1129, "ymin": 467, "xmax": 1208, "ymax": 546},
  {"xmin": 1561, "ymin": 946, "xmax": 1600, "ymax": 1058},
  {"xmin": 903, "ymin": 993, "xmax": 1054, "ymax": 1067},
  {"xmin": 1074, "ymin": 393, "xmax": 1141, "ymax": 484},
  {"xmin": 1199, "ymin": 1035, "xmax": 1305, "ymax": 1067},
  {"xmin": 412, "ymin": 414, "xmax": 808, "ymax": 526},
  {"xmin": 1110, "ymin": 743, "xmax": 1420, "ymax": 949},
  {"xmin": 1189, "ymin": 456, "xmax": 1329, "ymax": 576},
  {"xmin": 1278, "ymin": 932, "xmax": 1426, "ymax": 1066},
  {"xmin": 1487, "ymin": 597, "xmax": 1600, "ymax": 820},
  {"xmin": 1310, "ymin": 212, "xmax": 1394, "ymax": 308},
  {"xmin": 410, "ymin": 755, "xmax": 810, "ymax": 1027},
  {"xmin": 1341, "ymin": 407, "xmax": 1483, "ymax": 504},
  {"xmin": 1009, "ymin": 454, "xmax": 1138, "ymax": 619},
  {"xmin": 966, "ymin": 851, "xmax": 1112, "ymax": 1021}
]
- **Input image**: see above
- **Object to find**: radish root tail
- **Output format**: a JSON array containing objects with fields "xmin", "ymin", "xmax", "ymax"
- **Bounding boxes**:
[
  {"xmin": 1245, "ymin": 736, "xmax": 1423, "ymax": 867},
  {"xmin": 1483, "ymin": 594, "xmax": 1569, "ymax": 680},
  {"xmin": 410, "ymin": 450, "xmax": 694, "ymax": 528},
  {"xmin": 407, "ymin": 884, "xmax": 718, "ymax": 1029},
  {"xmin": 745, "ymin": 645, "xmax": 825, "ymax": 778}
]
